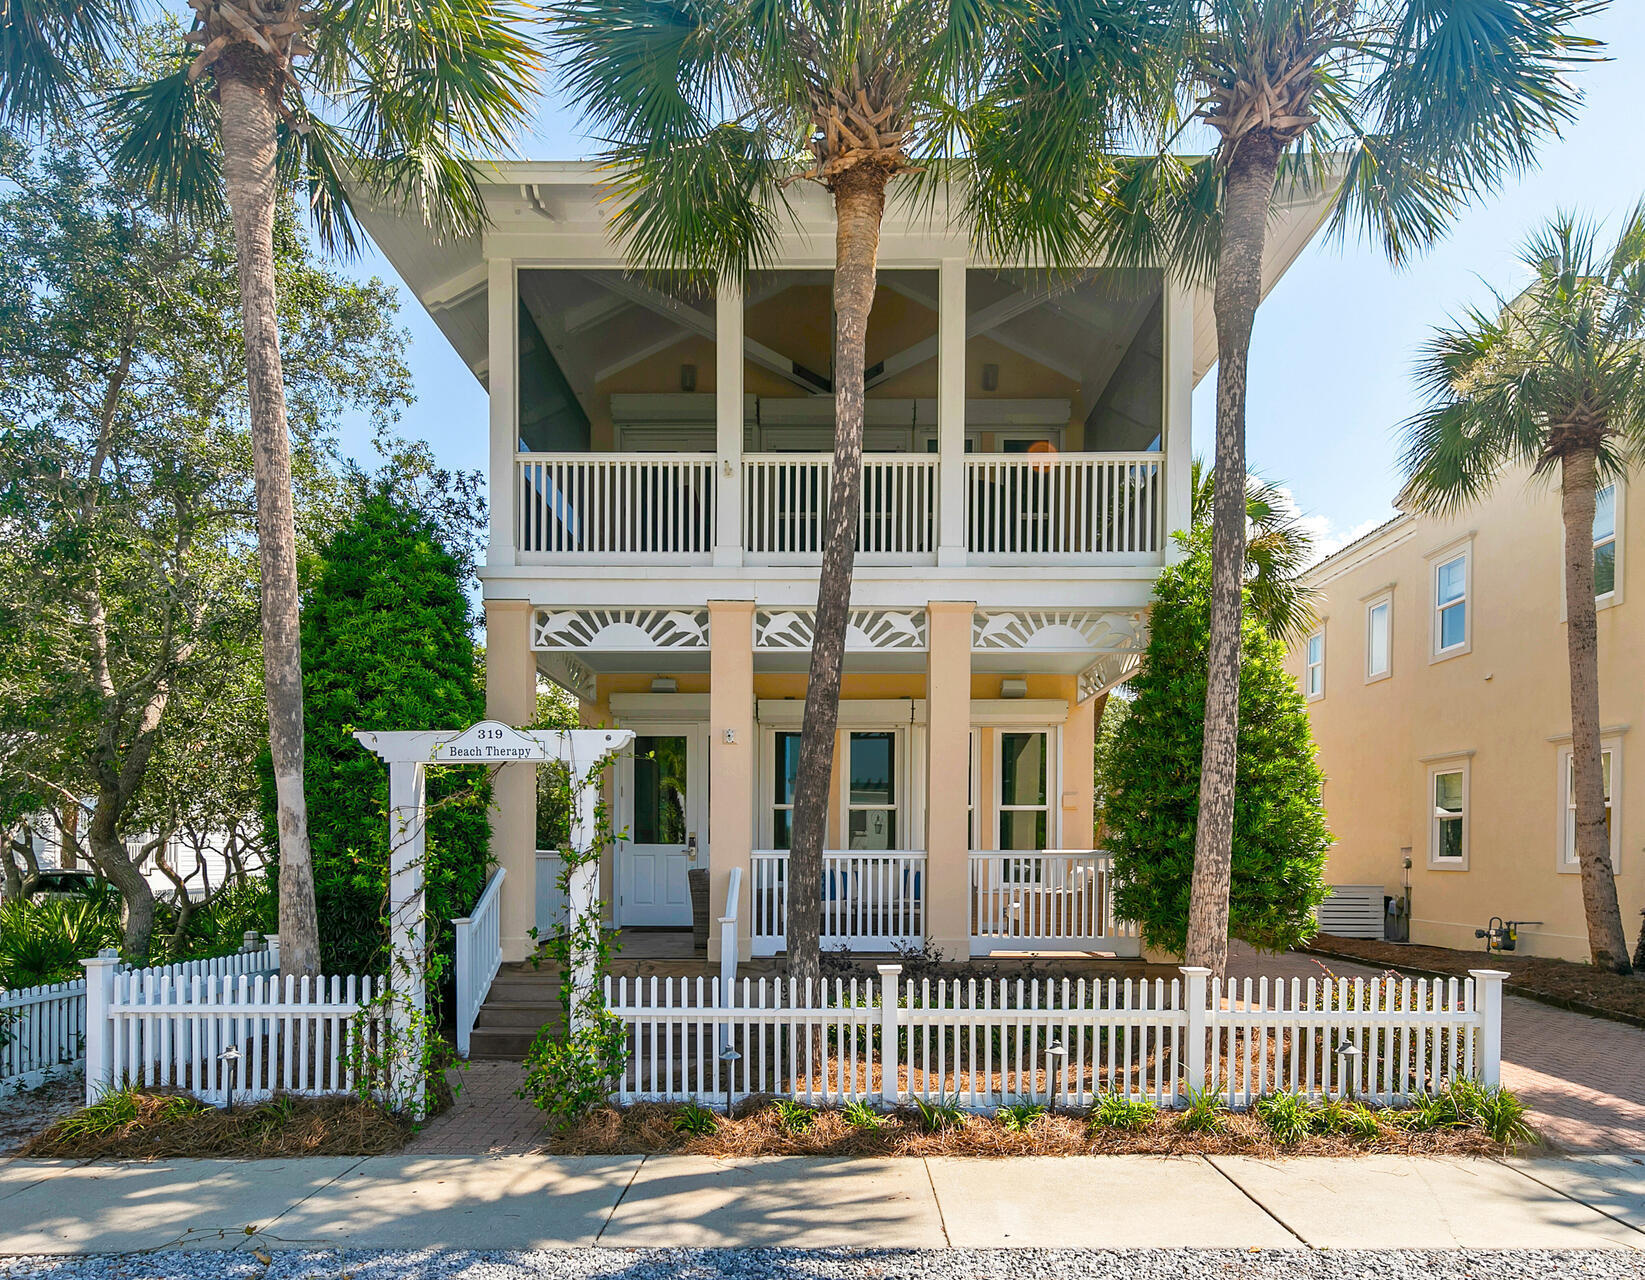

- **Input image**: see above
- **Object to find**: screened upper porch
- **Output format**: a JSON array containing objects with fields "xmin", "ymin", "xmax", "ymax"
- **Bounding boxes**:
[{"xmin": 510, "ymin": 265, "xmax": 1173, "ymax": 568}]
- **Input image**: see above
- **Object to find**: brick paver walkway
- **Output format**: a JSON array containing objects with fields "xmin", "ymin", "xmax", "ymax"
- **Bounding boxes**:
[
  {"xmin": 410, "ymin": 1061, "xmax": 543, "ymax": 1155},
  {"xmin": 1227, "ymin": 944, "xmax": 1645, "ymax": 1152}
]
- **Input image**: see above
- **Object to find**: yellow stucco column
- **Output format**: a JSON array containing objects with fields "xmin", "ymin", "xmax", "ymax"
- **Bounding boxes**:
[
  {"xmin": 926, "ymin": 601, "xmax": 975, "ymax": 959},
  {"xmin": 1063, "ymin": 692, "xmax": 1096, "ymax": 849},
  {"xmin": 485, "ymin": 598, "xmax": 538, "ymax": 962},
  {"xmin": 708, "ymin": 601, "xmax": 756, "ymax": 957}
]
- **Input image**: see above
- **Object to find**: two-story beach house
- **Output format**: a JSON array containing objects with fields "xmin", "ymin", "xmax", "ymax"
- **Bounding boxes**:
[{"xmin": 358, "ymin": 164, "xmax": 1331, "ymax": 968}]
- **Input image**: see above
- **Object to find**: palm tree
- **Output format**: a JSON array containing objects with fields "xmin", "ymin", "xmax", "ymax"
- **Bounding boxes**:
[
  {"xmin": 3, "ymin": 2, "xmax": 541, "ymax": 976},
  {"xmin": 1402, "ymin": 206, "xmax": 1645, "ymax": 974},
  {"xmin": 1189, "ymin": 460, "xmax": 1317, "ymax": 642},
  {"xmin": 1070, "ymin": 0, "xmax": 1604, "ymax": 977},
  {"xmin": 547, "ymin": 0, "xmax": 1179, "ymax": 989}
]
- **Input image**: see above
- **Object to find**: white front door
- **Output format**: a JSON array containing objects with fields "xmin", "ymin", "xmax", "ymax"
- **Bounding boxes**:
[{"xmin": 616, "ymin": 728, "xmax": 702, "ymax": 926}]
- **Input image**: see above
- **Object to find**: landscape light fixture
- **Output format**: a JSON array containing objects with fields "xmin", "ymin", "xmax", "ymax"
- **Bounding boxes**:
[
  {"xmin": 1044, "ymin": 1038, "xmax": 1067, "ymax": 1111},
  {"xmin": 218, "ymin": 1044, "xmax": 243, "ymax": 1113},
  {"xmin": 719, "ymin": 1044, "xmax": 742, "ymax": 1116},
  {"xmin": 1336, "ymin": 1042, "xmax": 1362, "ymax": 1102}
]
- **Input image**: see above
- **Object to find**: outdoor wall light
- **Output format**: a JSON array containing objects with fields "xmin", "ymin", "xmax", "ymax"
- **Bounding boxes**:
[
  {"xmin": 650, "ymin": 677, "xmax": 678, "ymax": 694},
  {"xmin": 1000, "ymin": 677, "xmax": 1028, "ymax": 699},
  {"xmin": 218, "ymin": 1044, "xmax": 242, "ymax": 1113}
]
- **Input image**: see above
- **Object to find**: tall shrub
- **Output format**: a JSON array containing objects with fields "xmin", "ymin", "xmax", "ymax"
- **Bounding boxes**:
[
  {"xmin": 1107, "ymin": 532, "xmax": 1330, "ymax": 956},
  {"xmin": 269, "ymin": 490, "xmax": 489, "ymax": 976}
]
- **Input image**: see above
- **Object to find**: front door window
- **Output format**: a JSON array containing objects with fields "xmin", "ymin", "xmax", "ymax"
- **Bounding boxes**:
[{"xmin": 633, "ymin": 735, "xmax": 687, "ymax": 845}]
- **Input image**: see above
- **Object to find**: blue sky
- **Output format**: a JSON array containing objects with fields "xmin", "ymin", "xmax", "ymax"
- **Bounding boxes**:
[{"xmin": 336, "ymin": 4, "xmax": 1643, "ymax": 554}]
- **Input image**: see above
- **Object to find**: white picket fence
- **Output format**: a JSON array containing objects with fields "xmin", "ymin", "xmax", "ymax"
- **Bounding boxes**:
[
  {"xmin": 453, "ymin": 867, "xmax": 507, "ymax": 1059},
  {"xmin": 603, "ymin": 965, "xmax": 1506, "ymax": 1110},
  {"xmin": 0, "ymin": 979, "xmax": 87, "ymax": 1091},
  {"xmin": 85, "ymin": 954, "xmax": 386, "ymax": 1106},
  {"xmin": 0, "ymin": 938, "xmax": 279, "ymax": 1093}
]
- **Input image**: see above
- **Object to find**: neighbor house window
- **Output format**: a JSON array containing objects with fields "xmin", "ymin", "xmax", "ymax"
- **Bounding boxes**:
[
  {"xmin": 1304, "ymin": 630, "xmax": 1325, "ymax": 700},
  {"xmin": 1558, "ymin": 740, "xmax": 1621, "ymax": 872},
  {"xmin": 1366, "ymin": 594, "xmax": 1392, "ymax": 682},
  {"xmin": 1595, "ymin": 484, "xmax": 1617, "ymax": 599},
  {"xmin": 846, "ymin": 731, "xmax": 898, "ymax": 850},
  {"xmin": 1427, "ymin": 760, "xmax": 1470, "ymax": 869},
  {"xmin": 1433, "ymin": 550, "xmax": 1469, "ymax": 656},
  {"xmin": 770, "ymin": 730, "xmax": 802, "ymax": 849}
]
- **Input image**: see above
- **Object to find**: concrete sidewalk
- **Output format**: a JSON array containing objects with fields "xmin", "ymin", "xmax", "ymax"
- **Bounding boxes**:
[{"xmin": 1, "ymin": 1153, "xmax": 1643, "ymax": 1255}]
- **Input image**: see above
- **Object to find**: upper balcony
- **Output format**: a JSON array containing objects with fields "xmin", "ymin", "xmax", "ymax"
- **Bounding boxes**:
[{"xmin": 495, "ymin": 263, "xmax": 1188, "ymax": 577}]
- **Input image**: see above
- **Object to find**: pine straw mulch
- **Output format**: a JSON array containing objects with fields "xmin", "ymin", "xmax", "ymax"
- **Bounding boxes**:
[
  {"xmin": 1307, "ymin": 934, "xmax": 1645, "ymax": 1025},
  {"xmin": 542, "ymin": 1100, "xmax": 1507, "ymax": 1159},
  {"xmin": 18, "ymin": 1090, "xmax": 413, "ymax": 1161}
]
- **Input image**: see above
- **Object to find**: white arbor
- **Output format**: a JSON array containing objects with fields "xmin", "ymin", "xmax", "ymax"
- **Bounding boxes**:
[{"xmin": 355, "ymin": 720, "xmax": 633, "ymax": 1112}]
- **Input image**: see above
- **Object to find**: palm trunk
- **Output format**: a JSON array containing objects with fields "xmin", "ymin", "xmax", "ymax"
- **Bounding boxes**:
[
  {"xmin": 1184, "ymin": 131, "xmax": 1282, "ymax": 978},
  {"xmin": 217, "ymin": 62, "xmax": 321, "ymax": 978},
  {"xmin": 787, "ymin": 163, "xmax": 889, "ymax": 999},
  {"xmin": 1559, "ymin": 446, "xmax": 1631, "ymax": 973}
]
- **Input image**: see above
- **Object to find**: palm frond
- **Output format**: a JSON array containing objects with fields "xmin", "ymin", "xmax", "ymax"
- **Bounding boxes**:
[
  {"xmin": 1, "ymin": 0, "xmax": 131, "ymax": 127},
  {"xmin": 102, "ymin": 55, "xmax": 226, "ymax": 226}
]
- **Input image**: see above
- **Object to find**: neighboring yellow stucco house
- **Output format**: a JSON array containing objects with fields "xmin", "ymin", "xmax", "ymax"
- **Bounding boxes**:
[{"xmin": 1286, "ymin": 464, "xmax": 1641, "ymax": 962}]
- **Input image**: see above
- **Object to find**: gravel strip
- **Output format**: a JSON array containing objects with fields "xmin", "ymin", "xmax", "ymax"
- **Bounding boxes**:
[{"xmin": 1, "ymin": 1248, "xmax": 1640, "ymax": 1280}]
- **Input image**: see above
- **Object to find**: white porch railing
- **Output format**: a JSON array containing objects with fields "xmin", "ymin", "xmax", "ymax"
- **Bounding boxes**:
[
  {"xmin": 742, "ymin": 454, "xmax": 937, "ymax": 562},
  {"xmin": 517, "ymin": 453, "xmax": 716, "ymax": 561},
  {"xmin": 969, "ymin": 851, "xmax": 1140, "ymax": 956},
  {"xmin": 718, "ymin": 865, "xmax": 743, "ymax": 1002},
  {"xmin": 453, "ymin": 866, "xmax": 506, "ymax": 1059},
  {"xmin": 965, "ymin": 452, "xmax": 1162, "ymax": 561},
  {"xmin": 750, "ymin": 851, "xmax": 926, "ymax": 955}
]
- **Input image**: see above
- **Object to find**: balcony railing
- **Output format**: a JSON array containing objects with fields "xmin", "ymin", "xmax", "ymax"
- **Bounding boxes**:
[
  {"xmin": 743, "ymin": 453, "xmax": 937, "ymax": 563},
  {"xmin": 965, "ymin": 453, "xmax": 1161, "ymax": 562},
  {"xmin": 750, "ymin": 850, "xmax": 925, "ymax": 955},
  {"xmin": 968, "ymin": 851, "xmax": 1139, "ymax": 955},
  {"xmin": 517, "ymin": 454, "xmax": 716, "ymax": 562},
  {"xmin": 515, "ymin": 450, "xmax": 1163, "ymax": 566}
]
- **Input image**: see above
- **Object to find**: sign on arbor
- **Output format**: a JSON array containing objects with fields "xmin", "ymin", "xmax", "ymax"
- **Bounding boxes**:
[{"xmin": 430, "ymin": 719, "xmax": 547, "ymax": 763}]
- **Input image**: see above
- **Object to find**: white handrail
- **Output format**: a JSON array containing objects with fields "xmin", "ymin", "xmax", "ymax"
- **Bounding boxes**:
[
  {"xmin": 453, "ymin": 866, "xmax": 507, "ymax": 1059},
  {"xmin": 742, "ymin": 454, "xmax": 937, "ymax": 561},
  {"xmin": 718, "ymin": 866, "xmax": 743, "ymax": 1003},
  {"xmin": 965, "ymin": 452, "xmax": 1162, "ymax": 560},
  {"xmin": 517, "ymin": 453, "xmax": 716, "ymax": 561}
]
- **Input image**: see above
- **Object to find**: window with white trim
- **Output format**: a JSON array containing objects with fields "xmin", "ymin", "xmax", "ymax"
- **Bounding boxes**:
[
  {"xmin": 845, "ymin": 731, "xmax": 898, "ymax": 850},
  {"xmin": 1558, "ymin": 739, "xmax": 1621, "ymax": 872},
  {"xmin": 1595, "ymin": 484, "xmax": 1617, "ymax": 599},
  {"xmin": 1433, "ymin": 551, "xmax": 1469, "ymax": 656},
  {"xmin": 770, "ymin": 730, "xmax": 802, "ymax": 849},
  {"xmin": 1427, "ymin": 760, "xmax": 1469, "ymax": 869},
  {"xmin": 1365, "ymin": 594, "xmax": 1392, "ymax": 682},
  {"xmin": 998, "ymin": 730, "xmax": 1051, "ymax": 851},
  {"xmin": 1304, "ymin": 630, "xmax": 1325, "ymax": 700}
]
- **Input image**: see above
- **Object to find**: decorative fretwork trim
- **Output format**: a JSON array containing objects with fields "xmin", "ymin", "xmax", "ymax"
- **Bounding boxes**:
[
  {"xmin": 973, "ymin": 609, "xmax": 1146, "ymax": 654},
  {"xmin": 531, "ymin": 608, "xmax": 710, "ymax": 651},
  {"xmin": 755, "ymin": 608, "xmax": 927, "ymax": 651}
]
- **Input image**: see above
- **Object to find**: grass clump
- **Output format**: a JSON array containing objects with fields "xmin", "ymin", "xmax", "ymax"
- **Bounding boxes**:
[
  {"xmin": 1310, "ymin": 1097, "xmax": 1381, "ymax": 1141},
  {"xmin": 770, "ymin": 1099, "xmax": 814, "ymax": 1133},
  {"xmin": 671, "ymin": 1102, "xmax": 718, "ymax": 1136},
  {"xmin": 1088, "ymin": 1092, "xmax": 1157, "ymax": 1132},
  {"xmin": 842, "ymin": 1100, "xmax": 883, "ymax": 1129},
  {"xmin": 1400, "ymin": 1081, "xmax": 1535, "ymax": 1148},
  {"xmin": 912, "ymin": 1095, "xmax": 965, "ymax": 1133},
  {"xmin": 1254, "ymin": 1091, "xmax": 1313, "ymax": 1144},
  {"xmin": 1175, "ymin": 1087, "xmax": 1225, "ymax": 1134},
  {"xmin": 996, "ymin": 1099, "xmax": 1046, "ymax": 1132}
]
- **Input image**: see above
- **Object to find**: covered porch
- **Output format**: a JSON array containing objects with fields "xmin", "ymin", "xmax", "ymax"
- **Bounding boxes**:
[{"xmin": 482, "ymin": 595, "xmax": 1148, "ymax": 966}]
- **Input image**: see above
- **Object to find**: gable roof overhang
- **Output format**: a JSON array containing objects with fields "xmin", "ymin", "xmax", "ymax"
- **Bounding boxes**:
[{"xmin": 349, "ymin": 159, "xmax": 1340, "ymax": 392}]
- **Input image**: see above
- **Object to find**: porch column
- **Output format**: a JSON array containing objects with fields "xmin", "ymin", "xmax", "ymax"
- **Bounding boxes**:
[
  {"xmin": 487, "ymin": 257, "xmax": 518, "ymax": 569},
  {"xmin": 485, "ymin": 597, "xmax": 538, "ymax": 962},
  {"xmin": 936, "ymin": 259, "xmax": 967, "ymax": 567},
  {"xmin": 714, "ymin": 276, "xmax": 744, "ymax": 567},
  {"xmin": 926, "ymin": 600, "xmax": 974, "ymax": 957},
  {"xmin": 707, "ymin": 600, "xmax": 756, "ymax": 957},
  {"xmin": 1162, "ymin": 274, "xmax": 1194, "ymax": 563}
]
